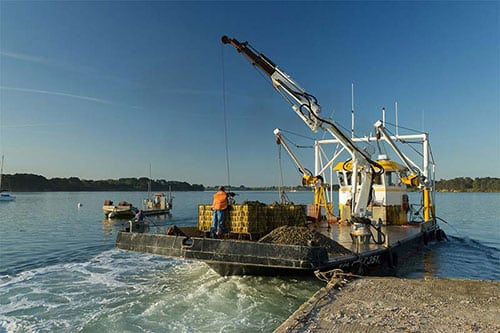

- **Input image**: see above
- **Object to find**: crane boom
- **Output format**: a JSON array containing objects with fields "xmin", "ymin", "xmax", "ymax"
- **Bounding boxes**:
[
  {"xmin": 273, "ymin": 129, "xmax": 310, "ymax": 178},
  {"xmin": 274, "ymin": 128, "xmax": 334, "ymax": 222},
  {"xmin": 222, "ymin": 35, "xmax": 382, "ymax": 222},
  {"xmin": 222, "ymin": 36, "xmax": 376, "ymax": 164},
  {"xmin": 374, "ymin": 120, "xmax": 435, "ymax": 221},
  {"xmin": 222, "ymin": 36, "xmax": 321, "ymax": 132}
]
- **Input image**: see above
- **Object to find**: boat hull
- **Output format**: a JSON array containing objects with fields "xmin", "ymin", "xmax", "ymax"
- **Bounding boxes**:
[
  {"xmin": 102, "ymin": 205, "xmax": 135, "ymax": 218},
  {"xmin": 0, "ymin": 196, "xmax": 15, "ymax": 201},
  {"xmin": 116, "ymin": 231, "xmax": 331, "ymax": 276},
  {"xmin": 143, "ymin": 208, "xmax": 171, "ymax": 216},
  {"xmin": 115, "ymin": 225, "xmax": 441, "ymax": 276},
  {"xmin": 0, "ymin": 191, "xmax": 15, "ymax": 201}
]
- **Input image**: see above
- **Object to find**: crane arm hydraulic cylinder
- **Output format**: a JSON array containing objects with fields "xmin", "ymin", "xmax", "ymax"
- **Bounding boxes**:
[{"xmin": 222, "ymin": 36, "xmax": 321, "ymax": 132}]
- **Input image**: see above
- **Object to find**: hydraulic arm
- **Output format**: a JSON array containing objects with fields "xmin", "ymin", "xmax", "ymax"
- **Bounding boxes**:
[
  {"xmin": 222, "ymin": 35, "xmax": 382, "ymax": 223},
  {"xmin": 221, "ymin": 36, "xmax": 321, "ymax": 132},
  {"xmin": 274, "ymin": 128, "xmax": 334, "ymax": 222},
  {"xmin": 374, "ymin": 120, "xmax": 434, "ymax": 221},
  {"xmin": 375, "ymin": 120, "xmax": 422, "ymax": 187}
]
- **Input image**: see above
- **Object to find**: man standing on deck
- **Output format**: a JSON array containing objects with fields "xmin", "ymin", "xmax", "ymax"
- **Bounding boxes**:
[{"xmin": 211, "ymin": 186, "xmax": 228, "ymax": 238}]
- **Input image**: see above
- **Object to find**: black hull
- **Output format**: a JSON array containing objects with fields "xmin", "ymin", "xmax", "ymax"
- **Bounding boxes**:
[
  {"xmin": 143, "ymin": 210, "xmax": 171, "ymax": 217},
  {"xmin": 115, "ymin": 226, "xmax": 442, "ymax": 276}
]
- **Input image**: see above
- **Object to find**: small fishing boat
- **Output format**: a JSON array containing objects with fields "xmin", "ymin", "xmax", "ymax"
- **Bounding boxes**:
[
  {"xmin": 0, "ymin": 155, "xmax": 15, "ymax": 202},
  {"xmin": 102, "ymin": 200, "xmax": 136, "ymax": 218},
  {"xmin": 139, "ymin": 166, "xmax": 174, "ymax": 216},
  {"xmin": 116, "ymin": 35, "xmax": 446, "ymax": 276},
  {"xmin": 141, "ymin": 192, "xmax": 173, "ymax": 216},
  {"xmin": 103, "ymin": 192, "xmax": 173, "ymax": 218}
]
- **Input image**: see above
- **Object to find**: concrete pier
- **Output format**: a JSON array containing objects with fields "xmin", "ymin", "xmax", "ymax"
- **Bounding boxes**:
[{"xmin": 274, "ymin": 277, "xmax": 500, "ymax": 333}]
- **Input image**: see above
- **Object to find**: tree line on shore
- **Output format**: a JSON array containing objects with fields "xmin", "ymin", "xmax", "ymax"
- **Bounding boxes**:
[
  {"xmin": 1, "ymin": 174, "xmax": 499, "ymax": 192},
  {"xmin": 435, "ymin": 177, "xmax": 499, "ymax": 192},
  {"xmin": 1, "ymin": 174, "xmax": 204, "ymax": 192}
]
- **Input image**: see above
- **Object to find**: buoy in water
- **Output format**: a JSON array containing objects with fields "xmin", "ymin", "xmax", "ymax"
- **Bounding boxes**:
[{"xmin": 77, "ymin": 203, "xmax": 82, "ymax": 208}]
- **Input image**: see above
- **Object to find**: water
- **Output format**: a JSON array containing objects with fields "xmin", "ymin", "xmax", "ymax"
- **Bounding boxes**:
[
  {"xmin": 399, "ymin": 192, "xmax": 500, "ymax": 280},
  {"xmin": 0, "ymin": 191, "xmax": 499, "ymax": 332}
]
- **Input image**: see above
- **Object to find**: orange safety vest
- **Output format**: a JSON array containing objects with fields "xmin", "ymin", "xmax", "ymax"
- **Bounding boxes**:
[{"xmin": 212, "ymin": 191, "xmax": 228, "ymax": 210}]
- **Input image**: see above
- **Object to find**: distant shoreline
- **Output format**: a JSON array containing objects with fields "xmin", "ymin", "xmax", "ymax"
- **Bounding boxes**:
[
  {"xmin": 2, "ymin": 174, "xmax": 499, "ymax": 193},
  {"xmin": 1, "ymin": 174, "xmax": 204, "ymax": 192}
]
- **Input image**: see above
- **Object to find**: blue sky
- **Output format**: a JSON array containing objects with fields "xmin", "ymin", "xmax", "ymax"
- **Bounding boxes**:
[{"xmin": 1, "ymin": 1, "xmax": 498, "ymax": 187}]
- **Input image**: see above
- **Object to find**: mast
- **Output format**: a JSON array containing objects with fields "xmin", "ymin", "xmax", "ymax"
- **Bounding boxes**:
[
  {"xmin": 351, "ymin": 83, "xmax": 355, "ymax": 139},
  {"xmin": 0, "ymin": 155, "xmax": 3, "ymax": 190},
  {"xmin": 148, "ymin": 163, "xmax": 152, "ymax": 197},
  {"xmin": 395, "ymin": 101, "xmax": 399, "ymax": 136}
]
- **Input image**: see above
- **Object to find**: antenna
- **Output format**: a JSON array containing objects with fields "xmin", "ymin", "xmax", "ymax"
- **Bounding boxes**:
[
  {"xmin": 395, "ymin": 101, "xmax": 399, "ymax": 136},
  {"xmin": 422, "ymin": 109, "xmax": 425, "ymax": 132},
  {"xmin": 382, "ymin": 107, "xmax": 386, "ymax": 126},
  {"xmin": 351, "ymin": 82, "xmax": 354, "ymax": 139}
]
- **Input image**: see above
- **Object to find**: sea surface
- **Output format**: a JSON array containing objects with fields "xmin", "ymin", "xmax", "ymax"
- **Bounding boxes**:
[{"xmin": 0, "ymin": 191, "xmax": 499, "ymax": 332}]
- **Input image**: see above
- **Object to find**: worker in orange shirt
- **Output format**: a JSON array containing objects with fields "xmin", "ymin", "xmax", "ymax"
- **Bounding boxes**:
[{"xmin": 211, "ymin": 186, "xmax": 228, "ymax": 238}]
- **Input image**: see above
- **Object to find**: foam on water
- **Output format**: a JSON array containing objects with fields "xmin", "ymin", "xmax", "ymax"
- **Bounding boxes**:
[{"xmin": 0, "ymin": 249, "xmax": 320, "ymax": 333}]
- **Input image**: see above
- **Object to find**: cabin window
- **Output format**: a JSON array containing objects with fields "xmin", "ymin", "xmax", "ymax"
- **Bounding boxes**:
[
  {"xmin": 394, "ymin": 171, "xmax": 401, "ymax": 184},
  {"xmin": 345, "ymin": 171, "xmax": 362, "ymax": 185},
  {"xmin": 385, "ymin": 172, "xmax": 395, "ymax": 186},
  {"xmin": 346, "ymin": 172, "xmax": 352, "ymax": 185}
]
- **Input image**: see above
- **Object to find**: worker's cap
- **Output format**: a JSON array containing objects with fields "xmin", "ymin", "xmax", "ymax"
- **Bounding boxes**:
[{"xmin": 218, "ymin": 186, "xmax": 225, "ymax": 191}]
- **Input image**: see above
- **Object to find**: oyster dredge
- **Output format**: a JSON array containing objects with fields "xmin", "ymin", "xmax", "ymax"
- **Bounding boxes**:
[{"xmin": 116, "ymin": 36, "xmax": 447, "ymax": 276}]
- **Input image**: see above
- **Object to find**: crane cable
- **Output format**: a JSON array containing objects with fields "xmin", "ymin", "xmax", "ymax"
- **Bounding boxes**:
[
  {"xmin": 277, "ymin": 144, "xmax": 290, "ymax": 204},
  {"xmin": 221, "ymin": 43, "xmax": 231, "ymax": 189}
]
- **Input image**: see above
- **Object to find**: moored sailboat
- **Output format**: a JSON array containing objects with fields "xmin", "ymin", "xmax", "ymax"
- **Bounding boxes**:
[{"xmin": 0, "ymin": 155, "xmax": 15, "ymax": 202}]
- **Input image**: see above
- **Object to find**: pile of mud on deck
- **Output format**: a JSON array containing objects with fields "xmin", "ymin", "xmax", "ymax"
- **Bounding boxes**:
[{"xmin": 258, "ymin": 226, "xmax": 353, "ymax": 256}]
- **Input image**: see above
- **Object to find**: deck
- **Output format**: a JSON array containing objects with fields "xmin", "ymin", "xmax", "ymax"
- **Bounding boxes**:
[{"xmin": 326, "ymin": 223, "xmax": 422, "ymax": 253}]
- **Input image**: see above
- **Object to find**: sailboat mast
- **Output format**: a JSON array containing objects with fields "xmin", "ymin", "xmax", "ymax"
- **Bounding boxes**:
[
  {"xmin": 148, "ymin": 163, "xmax": 152, "ymax": 196},
  {"xmin": 0, "ymin": 155, "xmax": 3, "ymax": 190},
  {"xmin": 351, "ymin": 83, "xmax": 355, "ymax": 139}
]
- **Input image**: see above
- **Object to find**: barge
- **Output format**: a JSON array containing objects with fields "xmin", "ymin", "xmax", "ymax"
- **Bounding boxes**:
[
  {"xmin": 116, "ymin": 35, "xmax": 445, "ymax": 276},
  {"xmin": 116, "ymin": 219, "xmax": 443, "ymax": 276}
]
